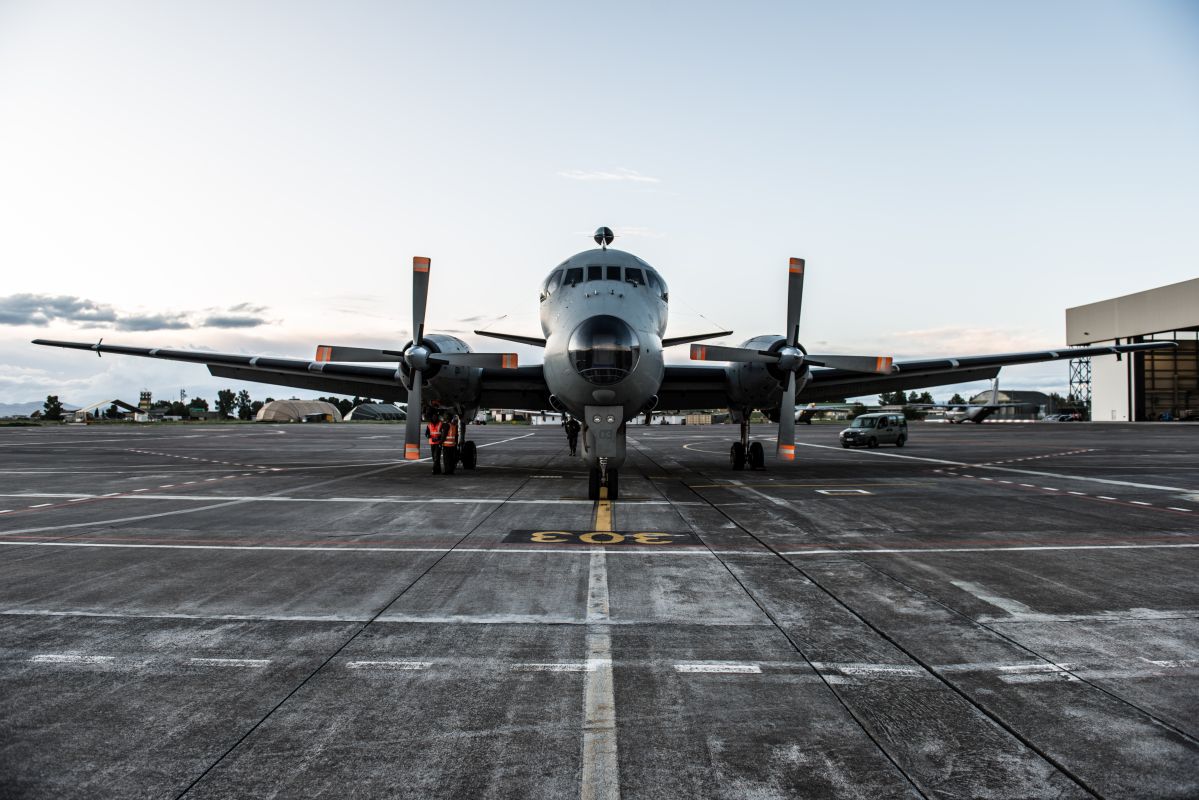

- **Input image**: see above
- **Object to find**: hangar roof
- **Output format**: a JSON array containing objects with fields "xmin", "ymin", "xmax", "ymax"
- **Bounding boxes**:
[{"xmin": 1066, "ymin": 277, "xmax": 1199, "ymax": 344}]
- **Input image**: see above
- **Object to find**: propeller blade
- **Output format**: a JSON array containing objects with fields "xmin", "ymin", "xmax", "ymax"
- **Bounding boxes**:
[
  {"xmin": 404, "ymin": 372, "xmax": 423, "ymax": 460},
  {"xmin": 805, "ymin": 354, "xmax": 894, "ymax": 374},
  {"xmin": 429, "ymin": 352, "xmax": 519, "ymax": 369},
  {"xmin": 777, "ymin": 371, "xmax": 796, "ymax": 460},
  {"xmin": 412, "ymin": 256, "xmax": 431, "ymax": 344},
  {"xmin": 314, "ymin": 345, "xmax": 403, "ymax": 362},
  {"xmin": 786, "ymin": 258, "xmax": 805, "ymax": 347},
  {"xmin": 690, "ymin": 343, "xmax": 779, "ymax": 363},
  {"xmin": 662, "ymin": 330, "xmax": 735, "ymax": 348}
]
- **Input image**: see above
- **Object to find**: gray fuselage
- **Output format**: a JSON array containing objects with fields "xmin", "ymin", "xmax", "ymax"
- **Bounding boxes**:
[{"xmin": 539, "ymin": 248, "xmax": 669, "ymax": 469}]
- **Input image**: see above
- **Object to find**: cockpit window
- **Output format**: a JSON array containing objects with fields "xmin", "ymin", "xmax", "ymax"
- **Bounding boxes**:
[
  {"xmin": 625, "ymin": 267, "xmax": 644, "ymax": 286},
  {"xmin": 564, "ymin": 267, "xmax": 583, "ymax": 287},
  {"xmin": 540, "ymin": 269, "xmax": 563, "ymax": 302},
  {"xmin": 606, "ymin": 266, "xmax": 622, "ymax": 281},
  {"xmin": 587, "ymin": 265, "xmax": 604, "ymax": 282}
]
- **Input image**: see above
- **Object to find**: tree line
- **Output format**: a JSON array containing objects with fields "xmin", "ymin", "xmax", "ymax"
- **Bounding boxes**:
[{"xmin": 40, "ymin": 392, "xmax": 381, "ymax": 421}]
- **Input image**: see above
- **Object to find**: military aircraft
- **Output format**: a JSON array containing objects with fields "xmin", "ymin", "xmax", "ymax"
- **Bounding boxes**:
[{"xmin": 34, "ymin": 226, "xmax": 1175, "ymax": 499}]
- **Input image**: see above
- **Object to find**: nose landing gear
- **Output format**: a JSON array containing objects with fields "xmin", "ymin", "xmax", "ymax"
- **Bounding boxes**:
[{"xmin": 588, "ymin": 460, "xmax": 619, "ymax": 500}]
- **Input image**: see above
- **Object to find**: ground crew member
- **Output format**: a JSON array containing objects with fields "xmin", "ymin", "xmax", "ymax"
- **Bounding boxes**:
[
  {"xmin": 425, "ymin": 412, "xmax": 446, "ymax": 474},
  {"xmin": 442, "ymin": 413, "xmax": 460, "ymax": 475},
  {"xmin": 564, "ymin": 416, "xmax": 581, "ymax": 456}
]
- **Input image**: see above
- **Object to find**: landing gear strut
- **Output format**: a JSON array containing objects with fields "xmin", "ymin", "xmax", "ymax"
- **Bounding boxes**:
[
  {"xmin": 587, "ymin": 459, "xmax": 619, "ymax": 500},
  {"xmin": 730, "ymin": 415, "xmax": 765, "ymax": 471}
]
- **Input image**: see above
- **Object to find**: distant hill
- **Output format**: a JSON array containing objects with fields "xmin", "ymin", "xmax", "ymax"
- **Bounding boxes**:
[{"xmin": 0, "ymin": 401, "xmax": 79, "ymax": 417}]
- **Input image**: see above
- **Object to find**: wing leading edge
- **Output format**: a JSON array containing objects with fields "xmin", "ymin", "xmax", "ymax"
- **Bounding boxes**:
[{"xmin": 31, "ymin": 339, "xmax": 548, "ymax": 408}]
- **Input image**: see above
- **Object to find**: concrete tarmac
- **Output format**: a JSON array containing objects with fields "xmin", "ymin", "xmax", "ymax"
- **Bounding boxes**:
[{"xmin": 0, "ymin": 420, "xmax": 1196, "ymax": 798}]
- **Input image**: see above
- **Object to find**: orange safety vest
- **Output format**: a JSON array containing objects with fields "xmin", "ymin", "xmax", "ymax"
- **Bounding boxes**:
[
  {"xmin": 426, "ymin": 421, "xmax": 444, "ymax": 445},
  {"xmin": 442, "ymin": 420, "xmax": 459, "ymax": 448}
]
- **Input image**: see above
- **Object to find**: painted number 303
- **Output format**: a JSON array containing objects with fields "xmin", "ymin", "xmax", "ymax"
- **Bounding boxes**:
[{"xmin": 503, "ymin": 530, "xmax": 700, "ymax": 545}]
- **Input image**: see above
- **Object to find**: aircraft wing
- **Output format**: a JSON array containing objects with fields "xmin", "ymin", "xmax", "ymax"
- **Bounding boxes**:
[
  {"xmin": 803, "ymin": 341, "xmax": 1173, "ymax": 402},
  {"xmin": 31, "ymin": 339, "xmax": 550, "ymax": 408}
]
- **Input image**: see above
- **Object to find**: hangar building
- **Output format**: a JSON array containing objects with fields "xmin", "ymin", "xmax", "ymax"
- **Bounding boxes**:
[
  {"xmin": 1066, "ymin": 277, "xmax": 1199, "ymax": 422},
  {"xmin": 255, "ymin": 400, "xmax": 342, "ymax": 423}
]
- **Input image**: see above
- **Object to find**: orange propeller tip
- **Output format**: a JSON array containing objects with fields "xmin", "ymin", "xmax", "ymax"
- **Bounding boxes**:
[
  {"xmin": 690, "ymin": 344, "xmax": 707, "ymax": 360},
  {"xmin": 788, "ymin": 257, "xmax": 805, "ymax": 274},
  {"xmin": 413, "ymin": 256, "xmax": 431, "ymax": 272}
]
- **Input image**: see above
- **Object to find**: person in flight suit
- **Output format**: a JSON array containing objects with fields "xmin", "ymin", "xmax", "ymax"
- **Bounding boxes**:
[
  {"xmin": 442, "ymin": 413, "xmax": 460, "ymax": 475},
  {"xmin": 564, "ymin": 416, "xmax": 581, "ymax": 456},
  {"xmin": 425, "ymin": 411, "xmax": 446, "ymax": 474}
]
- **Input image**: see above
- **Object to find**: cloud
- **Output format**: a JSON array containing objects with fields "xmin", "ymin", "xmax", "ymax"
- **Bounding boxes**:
[
  {"xmin": 201, "ymin": 314, "xmax": 270, "ymax": 329},
  {"xmin": 557, "ymin": 167, "xmax": 661, "ymax": 183},
  {"xmin": 0, "ymin": 294, "xmax": 272, "ymax": 331},
  {"xmin": 0, "ymin": 294, "xmax": 118, "ymax": 326}
]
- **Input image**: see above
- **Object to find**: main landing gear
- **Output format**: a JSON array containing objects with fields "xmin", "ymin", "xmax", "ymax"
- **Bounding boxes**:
[
  {"xmin": 730, "ymin": 416, "xmax": 765, "ymax": 471},
  {"xmin": 588, "ymin": 460, "xmax": 619, "ymax": 500}
]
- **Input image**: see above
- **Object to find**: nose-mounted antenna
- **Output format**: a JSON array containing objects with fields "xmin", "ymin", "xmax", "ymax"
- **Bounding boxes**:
[{"xmin": 593, "ymin": 226, "xmax": 614, "ymax": 250}]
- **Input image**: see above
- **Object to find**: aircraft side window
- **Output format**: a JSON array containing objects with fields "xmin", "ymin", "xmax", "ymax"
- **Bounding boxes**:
[
  {"xmin": 646, "ymin": 272, "xmax": 660, "ymax": 292},
  {"xmin": 587, "ymin": 265, "xmax": 604, "ymax": 282},
  {"xmin": 606, "ymin": 266, "xmax": 622, "ymax": 281},
  {"xmin": 625, "ymin": 267, "xmax": 645, "ymax": 286},
  {"xmin": 564, "ymin": 267, "xmax": 583, "ymax": 287}
]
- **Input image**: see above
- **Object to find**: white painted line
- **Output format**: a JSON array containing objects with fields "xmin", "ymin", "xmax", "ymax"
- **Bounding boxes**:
[
  {"xmin": 133, "ymin": 488, "xmax": 149, "ymax": 492},
  {"xmin": 798, "ymin": 441, "xmax": 1197, "ymax": 494},
  {"xmin": 346, "ymin": 660, "xmax": 432, "ymax": 670},
  {"xmin": 999, "ymin": 480, "xmax": 1013, "ymax": 484},
  {"xmin": 29, "ymin": 503, "xmax": 52, "ymax": 508},
  {"xmin": 0, "ymin": 541, "xmax": 742, "ymax": 556},
  {"xmin": 1042, "ymin": 487, "xmax": 1059, "ymax": 492},
  {"xmin": 514, "ymin": 662, "xmax": 596, "ymax": 672},
  {"xmin": 779, "ymin": 543, "xmax": 1199, "ymax": 556},
  {"xmin": 183, "ymin": 481, "xmax": 197, "ymax": 485},
  {"xmin": 979, "ymin": 477, "xmax": 993, "ymax": 481},
  {"xmin": 1168, "ymin": 507, "xmax": 1192, "ymax": 512},
  {"xmin": 1131, "ymin": 501, "xmax": 1152, "ymax": 506},
  {"xmin": 1068, "ymin": 491, "xmax": 1086, "ymax": 496},
  {"xmin": 674, "ymin": 663, "xmax": 762, "ymax": 674},
  {"xmin": 815, "ymin": 488, "xmax": 872, "ymax": 496},
  {"xmin": 159, "ymin": 484, "xmax": 175, "ymax": 488},
  {"xmin": 581, "ymin": 548, "xmax": 619, "ymax": 800},
  {"xmin": 69, "ymin": 498, "xmax": 89, "ymax": 502},
  {"xmin": 188, "ymin": 657, "xmax": 271, "ymax": 667},
  {"xmin": 31, "ymin": 654, "xmax": 115, "ymax": 665},
  {"xmin": 0, "ymin": 510, "xmax": 9, "ymax": 514},
  {"xmin": 951, "ymin": 580, "xmax": 1033, "ymax": 615},
  {"xmin": 1098, "ymin": 496, "xmax": 1117, "ymax": 501},
  {"xmin": 102, "ymin": 492, "xmax": 120, "ymax": 497},
  {"xmin": 1019, "ymin": 484, "xmax": 1035, "ymax": 488}
]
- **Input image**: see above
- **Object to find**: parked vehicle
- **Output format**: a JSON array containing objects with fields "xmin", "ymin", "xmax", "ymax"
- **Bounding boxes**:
[{"xmin": 839, "ymin": 413, "xmax": 907, "ymax": 448}]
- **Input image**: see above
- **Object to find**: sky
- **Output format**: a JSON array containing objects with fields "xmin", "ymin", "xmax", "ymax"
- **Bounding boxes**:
[{"xmin": 1, "ymin": 1, "xmax": 1197, "ymax": 408}]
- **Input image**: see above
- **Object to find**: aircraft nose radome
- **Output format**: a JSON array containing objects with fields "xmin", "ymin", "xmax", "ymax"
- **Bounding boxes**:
[{"xmin": 568, "ymin": 315, "xmax": 641, "ymax": 386}]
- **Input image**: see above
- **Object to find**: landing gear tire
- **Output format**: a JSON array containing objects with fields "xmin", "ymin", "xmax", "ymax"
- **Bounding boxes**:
[
  {"xmin": 748, "ymin": 441, "xmax": 765, "ymax": 470},
  {"xmin": 895, "ymin": 435, "xmax": 905, "ymax": 448},
  {"xmin": 731, "ymin": 441, "xmax": 746, "ymax": 470},
  {"xmin": 607, "ymin": 469, "xmax": 619, "ymax": 500},
  {"xmin": 461, "ymin": 440, "xmax": 478, "ymax": 469},
  {"xmin": 867, "ymin": 437, "xmax": 878, "ymax": 449},
  {"xmin": 588, "ymin": 467, "xmax": 602, "ymax": 500}
]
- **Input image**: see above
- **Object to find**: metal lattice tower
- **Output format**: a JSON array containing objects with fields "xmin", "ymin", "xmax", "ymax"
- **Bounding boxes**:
[{"xmin": 1069, "ymin": 357, "xmax": 1092, "ymax": 407}]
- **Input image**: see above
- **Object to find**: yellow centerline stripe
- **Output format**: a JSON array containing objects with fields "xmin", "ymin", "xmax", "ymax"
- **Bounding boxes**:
[{"xmin": 592, "ymin": 496, "xmax": 614, "ymax": 532}]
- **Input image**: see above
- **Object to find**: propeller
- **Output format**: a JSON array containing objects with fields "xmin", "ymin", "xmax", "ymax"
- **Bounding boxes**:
[
  {"xmin": 404, "ymin": 257, "xmax": 431, "ymax": 460},
  {"xmin": 690, "ymin": 257, "xmax": 894, "ymax": 460},
  {"xmin": 314, "ymin": 256, "xmax": 518, "ymax": 461}
]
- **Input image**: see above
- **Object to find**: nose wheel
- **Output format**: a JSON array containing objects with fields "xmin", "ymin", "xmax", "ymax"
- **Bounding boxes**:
[{"xmin": 587, "ymin": 466, "xmax": 619, "ymax": 500}]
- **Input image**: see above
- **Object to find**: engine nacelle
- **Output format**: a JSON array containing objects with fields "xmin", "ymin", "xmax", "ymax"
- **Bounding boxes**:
[
  {"xmin": 725, "ymin": 335, "xmax": 810, "ymax": 417},
  {"xmin": 401, "ymin": 334, "xmax": 483, "ymax": 416}
]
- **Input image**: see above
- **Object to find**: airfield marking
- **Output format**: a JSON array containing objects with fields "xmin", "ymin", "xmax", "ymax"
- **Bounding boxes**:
[
  {"xmin": 941, "ymin": 471, "xmax": 1194, "ymax": 514},
  {"xmin": 797, "ymin": 441, "xmax": 1197, "ymax": 493},
  {"xmin": 581, "ymin": 497, "xmax": 620, "ymax": 800}
]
